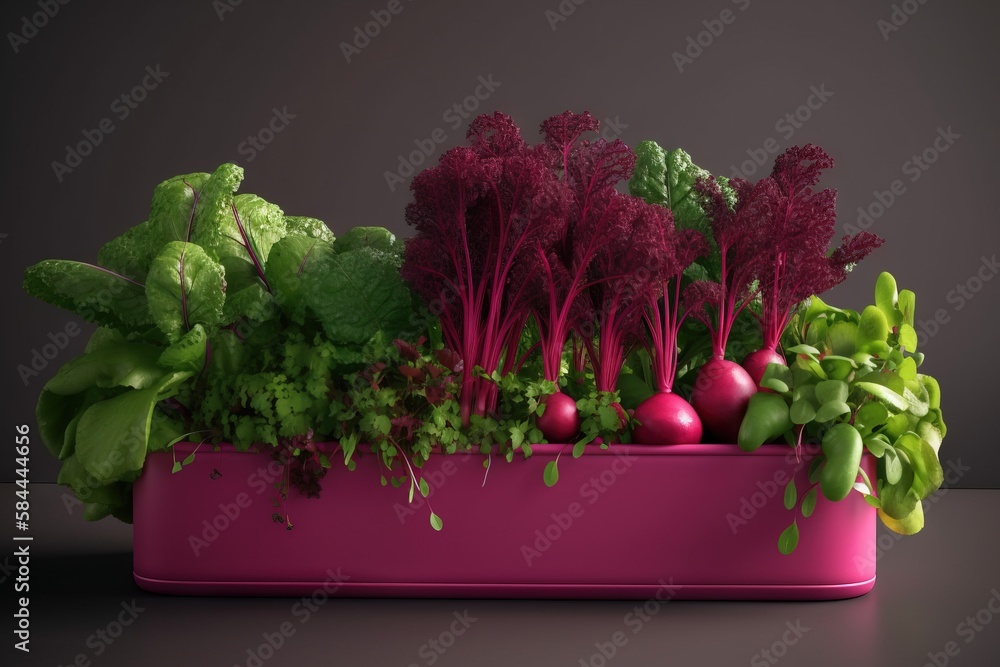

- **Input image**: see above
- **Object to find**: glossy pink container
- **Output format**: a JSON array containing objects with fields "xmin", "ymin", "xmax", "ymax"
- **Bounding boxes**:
[{"xmin": 133, "ymin": 443, "xmax": 877, "ymax": 599}]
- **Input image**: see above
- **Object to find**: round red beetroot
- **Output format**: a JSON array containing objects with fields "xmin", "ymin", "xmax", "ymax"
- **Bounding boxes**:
[
  {"xmin": 690, "ymin": 358, "xmax": 757, "ymax": 444},
  {"xmin": 742, "ymin": 348, "xmax": 787, "ymax": 390},
  {"xmin": 632, "ymin": 392, "xmax": 703, "ymax": 445},
  {"xmin": 536, "ymin": 391, "xmax": 581, "ymax": 443}
]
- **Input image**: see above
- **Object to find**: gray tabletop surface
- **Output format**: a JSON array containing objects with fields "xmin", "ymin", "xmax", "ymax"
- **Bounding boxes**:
[{"xmin": 4, "ymin": 484, "xmax": 999, "ymax": 667}]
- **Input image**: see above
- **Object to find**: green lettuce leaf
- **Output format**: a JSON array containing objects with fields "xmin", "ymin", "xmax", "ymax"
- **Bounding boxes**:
[
  {"xmin": 158, "ymin": 323, "xmax": 208, "ymax": 372},
  {"xmin": 97, "ymin": 173, "xmax": 212, "ymax": 280},
  {"xmin": 334, "ymin": 226, "xmax": 397, "ymax": 254},
  {"xmin": 43, "ymin": 341, "xmax": 165, "ymax": 395},
  {"xmin": 267, "ymin": 235, "xmax": 336, "ymax": 323},
  {"xmin": 189, "ymin": 163, "xmax": 244, "ymax": 256},
  {"xmin": 75, "ymin": 372, "xmax": 190, "ymax": 483},
  {"xmin": 285, "ymin": 215, "xmax": 335, "ymax": 243},
  {"xmin": 304, "ymin": 245, "xmax": 414, "ymax": 345},
  {"xmin": 23, "ymin": 261, "xmax": 152, "ymax": 332},
  {"xmin": 628, "ymin": 142, "xmax": 734, "ymax": 280},
  {"xmin": 146, "ymin": 241, "xmax": 226, "ymax": 343}
]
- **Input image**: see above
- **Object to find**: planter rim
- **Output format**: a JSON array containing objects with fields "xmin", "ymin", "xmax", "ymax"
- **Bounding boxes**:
[{"xmin": 168, "ymin": 441, "xmax": 819, "ymax": 458}]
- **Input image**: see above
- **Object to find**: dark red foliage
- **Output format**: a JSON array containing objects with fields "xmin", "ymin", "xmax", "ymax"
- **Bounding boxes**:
[
  {"xmin": 401, "ymin": 112, "xmax": 568, "ymax": 425},
  {"xmin": 272, "ymin": 432, "xmax": 328, "ymax": 500},
  {"xmin": 585, "ymin": 196, "xmax": 673, "ymax": 392},
  {"xmin": 686, "ymin": 176, "xmax": 769, "ymax": 358},
  {"xmin": 753, "ymin": 145, "xmax": 884, "ymax": 351},
  {"xmin": 522, "ymin": 115, "xmax": 642, "ymax": 383},
  {"xmin": 644, "ymin": 226, "xmax": 710, "ymax": 392}
]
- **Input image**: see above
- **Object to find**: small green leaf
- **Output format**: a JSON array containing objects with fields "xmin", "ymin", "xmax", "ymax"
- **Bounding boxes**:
[
  {"xmin": 790, "ymin": 399, "xmax": 817, "ymax": 425},
  {"xmin": 883, "ymin": 446, "xmax": 903, "ymax": 485},
  {"xmin": 778, "ymin": 522, "xmax": 800, "ymax": 555},
  {"xmin": 761, "ymin": 364, "xmax": 793, "ymax": 393},
  {"xmin": 857, "ymin": 306, "xmax": 890, "ymax": 353},
  {"xmin": 828, "ymin": 322, "xmax": 859, "ymax": 357},
  {"xmin": 855, "ymin": 402, "xmax": 889, "ymax": 432},
  {"xmin": 815, "ymin": 380, "xmax": 849, "ymax": 405},
  {"xmin": 864, "ymin": 495, "xmax": 882, "ymax": 508},
  {"xmin": 897, "ymin": 356, "xmax": 917, "ymax": 381},
  {"xmin": 801, "ymin": 487, "xmax": 818, "ymax": 518},
  {"xmin": 819, "ymin": 355, "xmax": 856, "ymax": 381},
  {"xmin": 897, "ymin": 289, "xmax": 916, "ymax": 327},
  {"xmin": 815, "ymin": 400, "xmax": 851, "ymax": 422},
  {"xmin": 738, "ymin": 393, "xmax": 792, "ymax": 452},
  {"xmin": 429, "ymin": 512, "xmax": 443, "ymax": 531},
  {"xmin": 787, "ymin": 344, "xmax": 821, "ymax": 357},
  {"xmin": 418, "ymin": 478, "xmax": 430, "ymax": 497},
  {"xmin": 855, "ymin": 381, "xmax": 909, "ymax": 411},
  {"xmin": 171, "ymin": 461, "xmax": 182, "ymax": 473},
  {"xmin": 875, "ymin": 272, "xmax": 901, "ymax": 326},
  {"xmin": 879, "ymin": 500, "xmax": 924, "ymax": 535},
  {"xmin": 863, "ymin": 435, "xmax": 888, "ymax": 457},
  {"xmin": 543, "ymin": 459, "xmax": 559, "ymax": 487},
  {"xmin": 899, "ymin": 323, "xmax": 918, "ymax": 351},
  {"xmin": 820, "ymin": 423, "xmax": 864, "ymax": 501},
  {"xmin": 181, "ymin": 453, "xmax": 196, "ymax": 466},
  {"xmin": 784, "ymin": 479, "xmax": 797, "ymax": 510},
  {"xmin": 894, "ymin": 432, "xmax": 944, "ymax": 499},
  {"xmin": 762, "ymin": 378, "xmax": 789, "ymax": 393}
]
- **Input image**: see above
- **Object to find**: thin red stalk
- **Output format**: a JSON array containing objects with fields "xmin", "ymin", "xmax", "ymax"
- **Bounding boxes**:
[{"xmin": 230, "ymin": 203, "xmax": 272, "ymax": 293}]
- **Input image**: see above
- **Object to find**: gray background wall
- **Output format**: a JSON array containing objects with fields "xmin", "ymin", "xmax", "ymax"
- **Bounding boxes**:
[{"xmin": 2, "ymin": 0, "xmax": 996, "ymax": 486}]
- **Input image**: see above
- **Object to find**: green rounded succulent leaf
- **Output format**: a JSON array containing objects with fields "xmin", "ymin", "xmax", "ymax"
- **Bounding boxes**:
[
  {"xmin": 820, "ymin": 423, "xmax": 863, "ymax": 501},
  {"xmin": 738, "ymin": 393, "xmax": 792, "ymax": 452}
]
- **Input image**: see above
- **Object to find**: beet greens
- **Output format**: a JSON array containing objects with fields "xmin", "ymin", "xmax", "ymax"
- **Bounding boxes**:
[
  {"xmin": 753, "ymin": 145, "xmax": 884, "ymax": 353},
  {"xmin": 401, "ymin": 113, "xmax": 567, "ymax": 426}
]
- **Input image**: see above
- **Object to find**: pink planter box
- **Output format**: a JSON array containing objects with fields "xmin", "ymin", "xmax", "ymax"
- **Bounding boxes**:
[{"xmin": 133, "ymin": 443, "xmax": 876, "ymax": 600}]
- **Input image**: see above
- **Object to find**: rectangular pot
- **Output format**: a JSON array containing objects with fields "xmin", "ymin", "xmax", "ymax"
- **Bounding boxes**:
[{"xmin": 133, "ymin": 443, "xmax": 876, "ymax": 600}]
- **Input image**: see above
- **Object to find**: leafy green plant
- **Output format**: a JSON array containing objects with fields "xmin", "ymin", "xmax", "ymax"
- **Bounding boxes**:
[
  {"xmin": 739, "ymin": 272, "xmax": 945, "ymax": 553},
  {"xmin": 25, "ymin": 164, "xmax": 416, "ymax": 521}
]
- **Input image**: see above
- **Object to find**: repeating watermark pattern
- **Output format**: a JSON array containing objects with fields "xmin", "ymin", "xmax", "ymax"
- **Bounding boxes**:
[
  {"xmin": 407, "ymin": 611, "xmax": 478, "ymax": 667},
  {"xmin": 55, "ymin": 600, "xmax": 145, "ymax": 665},
  {"xmin": 728, "ymin": 84, "xmax": 834, "ymax": 179},
  {"xmin": 877, "ymin": 0, "xmax": 933, "ymax": 41},
  {"xmin": 577, "ymin": 578, "xmax": 680, "ymax": 666},
  {"xmin": 51, "ymin": 64, "xmax": 170, "ymax": 182},
  {"xmin": 235, "ymin": 106, "xmax": 296, "ymax": 164},
  {"xmin": 725, "ymin": 449, "xmax": 808, "ymax": 534},
  {"xmin": 915, "ymin": 254, "xmax": 998, "ymax": 347},
  {"xmin": 394, "ymin": 452, "xmax": 473, "ymax": 524},
  {"xmin": 7, "ymin": 0, "xmax": 71, "ymax": 54},
  {"xmin": 16, "ymin": 321, "xmax": 83, "ymax": 386},
  {"xmin": 213, "ymin": 0, "xmax": 244, "ymax": 21},
  {"xmin": 520, "ymin": 450, "xmax": 637, "ymax": 567},
  {"xmin": 188, "ymin": 456, "xmax": 287, "ymax": 556},
  {"xmin": 383, "ymin": 74, "xmax": 503, "ymax": 192},
  {"xmin": 854, "ymin": 458, "xmax": 970, "ymax": 573},
  {"xmin": 672, "ymin": 0, "xmax": 751, "ymax": 73},
  {"xmin": 340, "ymin": 0, "xmax": 415, "ymax": 63},
  {"xmin": 920, "ymin": 588, "xmax": 1000, "ymax": 667},
  {"xmin": 0, "ymin": 554, "xmax": 14, "ymax": 585},
  {"xmin": 844, "ymin": 126, "xmax": 959, "ymax": 235},
  {"xmin": 234, "ymin": 568, "xmax": 350, "ymax": 667},
  {"xmin": 545, "ymin": 0, "xmax": 588, "ymax": 31},
  {"xmin": 750, "ymin": 620, "xmax": 810, "ymax": 666}
]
